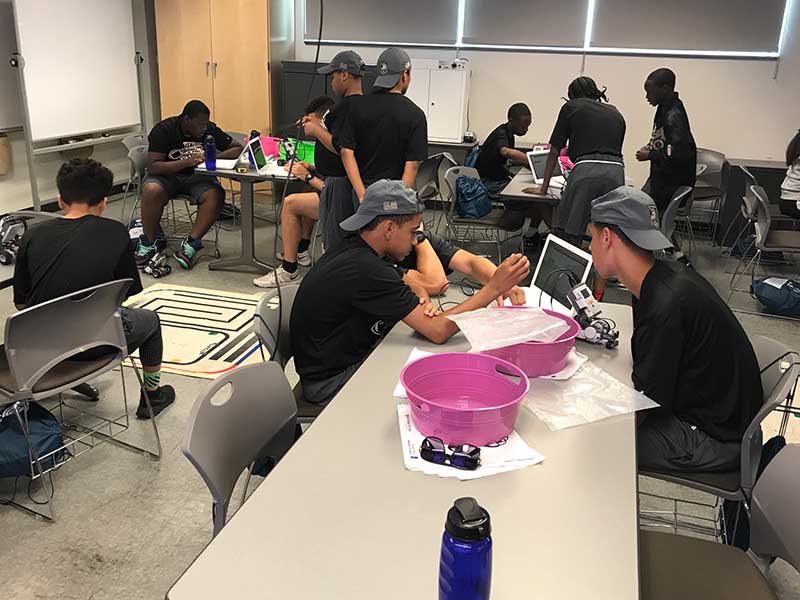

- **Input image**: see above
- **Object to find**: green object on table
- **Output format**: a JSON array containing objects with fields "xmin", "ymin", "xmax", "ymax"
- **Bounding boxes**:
[{"xmin": 279, "ymin": 139, "xmax": 315, "ymax": 165}]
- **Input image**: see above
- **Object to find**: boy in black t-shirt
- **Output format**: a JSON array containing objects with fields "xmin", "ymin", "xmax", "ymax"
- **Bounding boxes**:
[
  {"xmin": 587, "ymin": 186, "xmax": 761, "ymax": 472},
  {"xmin": 338, "ymin": 48, "xmax": 428, "ymax": 201},
  {"xmin": 13, "ymin": 159, "xmax": 176, "ymax": 418},
  {"xmin": 137, "ymin": 100, "xmax": 243, "ymax": 270},
  {"xmin": 290, "ymin": 180, "xmax": 529, "ymax": 406},
  {"xmin": 475, "ymin": 103, "xmax": 532, "ymax": 195}
]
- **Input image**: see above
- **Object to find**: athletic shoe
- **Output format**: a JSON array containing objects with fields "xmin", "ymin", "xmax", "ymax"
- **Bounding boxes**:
[
  {"xmin": 136, "ymin": 385, "xmax": 176, "ymax": 419},
  {"xmin": 71, "ymin": 382, "xmax": 99, "ymax": 401},
  {"xmin": 253, "ymin": 265, "xmax": 302, "ymax": 288},
  {"xmin": 175, "ymin": 237, "xmax": 199, "ymax": 270},
  {"xmin": 135, "ymin": 238, "xmax": 158, "ymax": 268},
  {"xmin": 276, "ymin": 249, "xmax": 312, "ymax": 267}
]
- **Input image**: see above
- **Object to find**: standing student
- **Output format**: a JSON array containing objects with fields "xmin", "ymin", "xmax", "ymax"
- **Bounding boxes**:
[
  {"xmin": 780, "ymin": 129, "xmax": 800, "ymax": 219},
  {"xmin": 475, "ymin": 103, "xmax": 547, "ymax": 231},
  {"xmin": 136, "ymin": 100, "xmax": 243, "ymax": 270},
  {"xmin": 636, "ymin": 68, "xmax": 697, "ymax": 215},
  {"xmin": 339, "ymin": 47, "xmax": 428, "ymax": 202},
  {"xmin": 538, "ymin": 77, "xmax": 626, "ymax": 248}
]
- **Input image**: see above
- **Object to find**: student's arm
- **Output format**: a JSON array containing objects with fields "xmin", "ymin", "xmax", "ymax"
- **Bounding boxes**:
[
  {"xmin": 147, "ymin": 151, "xmax": 201, "ymax": 176},
  {"xmin": 499, "ymin": 146, "xmax": 529, "ymax": 165},
  {"xmin": 211, "ymin": 126, "xmax": 243, "ymax": 159},
  {"xmin": 402, "ymin": 112, "xmax": 428, "ymax": 190},
  {"xmin": 402, "ymin": 253, "xmax": 529, "ymax": 343},
  {"xmin": 341, "ymin": 149, "xmax": 366, "ymax": 201},
  {"xmin": 403, "ymin": 240, "xmax": 449, "ymax": 296},
  {"xmin": 303, "ymin": 118, "xmax": 338, "ymax": 155},
  {"xmin": 287, "ymin": 162, "xmax": 324, "ymax": 192},
  {"xmin": 448, "ymin": 249, "xmax": 526, "ymax": 305},
  {"xmin": 631, "ymin": 310, "xmax": 682, "ymax": 413},
  {"xmin": 12, "ymin": 232, "xmax": 31, "ymax": 311},
  {"xmin": 218, "ymin": 143, "xmax": 244, "ymax": 159},
  {"xmin": 401, "ymin": 161, "xmax": 420, "ymax": 189},
  {"xmin": 115, "ymin": 239, "xmax": 144, "ymax": 298},
  {"xmin": 540, "ymin": 104, "xmax": 571, "ymax": 193},
  {"xmin": 538, "ymin": 148, "xmax": 561, "ymax": 195}
]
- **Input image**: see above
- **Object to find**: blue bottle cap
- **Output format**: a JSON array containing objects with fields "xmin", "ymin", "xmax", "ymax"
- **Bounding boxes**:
[{"xmin": 445, "ymin": 497, "xmax": 491, "ymax": 542}]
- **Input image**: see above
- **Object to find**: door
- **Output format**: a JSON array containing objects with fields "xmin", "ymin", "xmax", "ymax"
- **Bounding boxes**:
[
  {"xmin": 427, "ymin": 69, "xmax": 463, "ymax": 143},
  {"xmin": 210, "ymin": 0, "xmax": 271, "ymax": 136},
  {"xmin": 155, "ymin": 0, "xmax": 214, "ymax": 120}
]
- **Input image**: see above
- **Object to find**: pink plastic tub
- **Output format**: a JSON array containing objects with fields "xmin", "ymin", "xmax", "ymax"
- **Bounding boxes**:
[
  {"xmin": 400, "ymin": 352, "xmax": 529, "ymax": 446},
  {"xmin": 483, "ymin": 308, "xmax": 581, "ymax": 377}
]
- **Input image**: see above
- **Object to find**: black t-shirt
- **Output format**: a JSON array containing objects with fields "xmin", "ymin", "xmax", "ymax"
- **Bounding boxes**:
[
  {"xmin": 549, "ymin": 98, "xmax": 626, "ymax": 163},
  {"xmin": 475, "ymin": 123, "xmax": 515, "ymax": 183},
  {"xmin": 148, "ymin": 116, "xmax": 233, "ymax": 175},
  {"xmin": 398, "ymin": 232, "xmax": 460, "ymax": 275},
  {"xmin": 315, "ymin": 94, "xmax": 361, "ymax": 178},
  {"xmin": 338, "ymin": 91, "xmax": 428, "ymax": 186},
  {"xmin": 632, "ymin": 260, "xmax": 762, "ymax": 442},
  {"xmin": 291, "ymin": 236, "xmax": 420, "ymax": 381},
  {"xmin": 13, "ymin": 216, "xmax": 143, "ymax": 307}
]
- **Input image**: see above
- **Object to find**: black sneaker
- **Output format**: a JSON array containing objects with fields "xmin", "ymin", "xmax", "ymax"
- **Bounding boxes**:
[
  {"xmin": 72, "ymin": 382, "xmax": 99, "ymax": 401},
  {"xmin": 136, "ymin": 385, "xmax": 176, "ymax": 419}
]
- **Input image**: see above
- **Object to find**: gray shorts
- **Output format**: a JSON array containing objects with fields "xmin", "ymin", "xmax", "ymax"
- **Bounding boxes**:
[
  {"xmin": 319, "ymin": 176, "xmax": 357, "ymax": 254},
  {"xmin": 555, "ymin": 154, "xmax": 624, "ymax": 237},
  {"xmin": 143, "ymin": 172, "xmax": 225, "ymax": 204},
  {"xmin": 637, "ymin": 413, "xmax": 741, "ymax": 473}
]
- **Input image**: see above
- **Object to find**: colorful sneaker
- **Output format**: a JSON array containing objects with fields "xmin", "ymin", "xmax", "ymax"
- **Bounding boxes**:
[
  {"xmin": 253, "ymin": 266, "xmax": 303, "ymax": 288},
  {"xmin": 135, "ymin": 237, "xmax": 158, "ymax": 269},
  {"xmin": 175, "ymin": 237, "xmax": 199, "ymax": 270},
  {"xmin": 276, "ymin": 249, "xmax": 312, "ymax": 267}
]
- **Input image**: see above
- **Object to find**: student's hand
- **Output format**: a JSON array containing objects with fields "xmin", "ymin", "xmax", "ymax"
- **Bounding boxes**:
[
  {"xmin": 538, "ymin": 184, "xmax": 549, "ymax": 195},
  {"xmin": 487, "ymin": 254, "xmax": 530, "ymax": 298},
  {"xmin": 496, "ymin": 285, "xmax": 526, "ymax": 307},
  {"xmin": 419, "ymin": 296, "xmax": 441, "ymax": 318},
  {"xmin": 286, "ymin": 162, "xmax": 311, "ymax": 179},
  {"xmin": 636, "ymin": 146, "xmax": 651, "ymax": 162},
  {"xmin": 190, "ymin": 155, "xmax": 205, "ymax": 166},
  {"xmin": 300, "ymin": 116, "xmax": 323, "ymax": 138}
]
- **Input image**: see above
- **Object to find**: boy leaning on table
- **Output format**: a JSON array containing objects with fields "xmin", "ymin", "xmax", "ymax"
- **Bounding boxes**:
[
  {"xmin": 290, "ymin": 179, "xmax": 530, "ymax": 407},
  {"xmin": 586, "ymin": 186, "xmax": 761, "ymax": 472}
]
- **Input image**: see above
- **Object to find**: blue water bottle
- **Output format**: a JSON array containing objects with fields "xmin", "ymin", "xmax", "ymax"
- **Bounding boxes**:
[
  {"xmin": 439, "ymin": 497, "xmax": 492, "ymax": 600},
  {"xmin": 204, "ymin": 134, "xmax": 216, "ymax": 171}
]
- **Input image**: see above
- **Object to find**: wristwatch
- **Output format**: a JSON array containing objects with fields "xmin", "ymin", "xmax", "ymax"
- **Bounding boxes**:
[
  {"xmin": 414, "ymin": 230, "xmax": 427, "ymax": 244},
  {"xmin": 304, "ymin": 172, "xmax": 315, "ymax": 184}
]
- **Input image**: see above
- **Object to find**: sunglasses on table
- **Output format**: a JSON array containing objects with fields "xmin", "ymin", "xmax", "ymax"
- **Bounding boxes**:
[{"xmin": 420, "ymin": 437, "xmax": 481, "ymax": 471}]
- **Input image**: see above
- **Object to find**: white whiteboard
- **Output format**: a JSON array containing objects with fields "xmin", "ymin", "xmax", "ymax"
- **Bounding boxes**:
[
  {"xmin": 13, "ymin": 0, "xmax": 140, "ymax": 141},
  {"xmin": 0, "ymin": 1, "xmax": 22, "ymax": 130}
]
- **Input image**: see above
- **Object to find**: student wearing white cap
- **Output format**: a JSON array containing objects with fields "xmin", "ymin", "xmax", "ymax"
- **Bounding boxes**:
[{"xmin": 588, "ymin": 186, "xmax": 762, "ymax": 472}]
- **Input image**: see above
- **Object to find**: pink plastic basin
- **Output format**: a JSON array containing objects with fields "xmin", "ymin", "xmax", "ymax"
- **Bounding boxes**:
[
  {"xmin": 400, "ymin": 352, "xmax": 529, "ymax": 446},
  {"xmin": 483, "ymin": 308, "xmax": 581, "ymax": 377}
]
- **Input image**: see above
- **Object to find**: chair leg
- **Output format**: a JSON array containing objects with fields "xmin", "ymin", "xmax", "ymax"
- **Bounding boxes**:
[
  {"xmin": 13, "ymin": 401, "xmax": 57, "ymax": 521},
  {"xmin": 728, "ymin": 247, "xmax": 760, "ymax": 300},
  {"xmin": 212, "ymin": 500, "xmax": 228, "ymax": 537},
  {"xmin": 241, "ymin": 464, "xmax": 254, "ymax": 507},
  {"xmin": 127, "ymin": 361, "xmax": 163, "ymax": 459}
]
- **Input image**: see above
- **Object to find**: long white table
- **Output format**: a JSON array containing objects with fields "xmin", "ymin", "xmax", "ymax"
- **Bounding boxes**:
[{"xmin": 167, "ymin": 302, "xmax": 640, "ymax": 600}]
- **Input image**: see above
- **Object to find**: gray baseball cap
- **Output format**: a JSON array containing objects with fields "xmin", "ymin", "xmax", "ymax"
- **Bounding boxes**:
[
  {"xmin": 373, "ymin": 47, "xmax": 411, "ymax": 89},
  {"xmin": 340, "ymin": 180, "xmax": 424, "ymax": 231},
  {"xmin": 317, "ymin": 50, "xmax": 365, "ymax": 76},
  {"xmin": 591, "ymin": 186, "xmax": 673, "ymax": 251}
]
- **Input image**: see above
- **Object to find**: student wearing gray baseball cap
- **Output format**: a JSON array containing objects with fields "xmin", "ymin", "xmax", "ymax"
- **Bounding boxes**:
[
  {"xmin": 588, "ymin": 186, "xmax": 761, "ymax": 473},
  {"xmin": 338, "ymin": 48, "xmax": 428, "ymax": 202},
  {"xmin": 291, "ymin": 180, "xmax": 530, "ymax": 406}
]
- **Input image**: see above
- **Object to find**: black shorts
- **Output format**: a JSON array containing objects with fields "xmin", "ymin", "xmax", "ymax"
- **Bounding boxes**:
[{"xmin": 143, "ymin": 173, "xmax": 225, "ymax": 204}]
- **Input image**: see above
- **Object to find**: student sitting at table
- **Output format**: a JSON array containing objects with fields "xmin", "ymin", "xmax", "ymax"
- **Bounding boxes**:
[
  {"xmin": 290, "ymin": 180, "xmax": 530, "ymax": 406},
  {"xmin": 475, "ymin": 103, "xmax": 548, "ymax": 233},
  {"xmin": 587, "ymin": 186, "xmax": 762, "ymax": 472},
  {"xmin": 399, "ymin": 230, "xmax": 526, "ymax": 308},
  {"xmin": 136, "ymin": 100, "xmax": 243, "ymax": 270},
  {"xmin": 13, "ymin": 159, "xmax": 176, "ymax": 418}
]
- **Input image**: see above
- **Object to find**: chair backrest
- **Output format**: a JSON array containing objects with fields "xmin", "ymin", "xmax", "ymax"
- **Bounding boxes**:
[
  {"xmin": 416, "ymin": 154, "xmax": 445, "ymax": 200},
  {"xmin": 4, "ymin": 280, "xmax": 131, "ymax": 392},
  {"xmin": 127, "ymin": 145, "xmax": 149, "ymax": 177},
  {"xmin": 740, "ymin": 165, "xmax": 760, "ymax": 189},
  {"xmin": 253, "ymin": 284, "xmax": 300, "ymax": 368},
  {"xmin": 443, "ymin": 166, "xmax": 481, "ymax": 219},
  {"xmin": 660, "ymin": 186, "xmax": 693, "ymax": 239},
  {"xmin": 739, "ymin": 336, "xmax": 800, "ymax": 498},
  {"xmin": 751, "ymin": 185, "xmax": 773, "ymax": 249},
  {"xmin": 181, "ymin": 361, "xmax": 298, "ymax": 537},
  {"xmin": 750, "ymin": 443, "xmax": 800, "ymax": 571},
  {"xmin": 122, "ymin": 133, "xmax": 147, "ymax": 151}
]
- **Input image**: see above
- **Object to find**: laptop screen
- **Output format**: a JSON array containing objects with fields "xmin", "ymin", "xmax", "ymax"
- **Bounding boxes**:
[
  {"xmin": 250, "ymin": 138, "xmax": 268, "ymax": 171},
  {"xmin": 527, "ymin": 151, "xmax": 549, "ymax": 180},
  {"xmin": 534, "ymin": 240, "xmax": 590, "ymax": 309}
]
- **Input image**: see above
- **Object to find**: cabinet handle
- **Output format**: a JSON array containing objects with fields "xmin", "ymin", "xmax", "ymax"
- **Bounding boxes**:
[
  {"xmin": 213, "ymin": 61, "xmax": 218, "ymax": 77},
  {"xmin": 205, "ymin": 60, "xmax": 210, "ymax": 76}
]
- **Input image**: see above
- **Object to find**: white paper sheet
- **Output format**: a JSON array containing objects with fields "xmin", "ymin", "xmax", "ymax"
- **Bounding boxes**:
[{"xmin": 393, "ymin": 347, "xmax": 435, "ymax": 398}]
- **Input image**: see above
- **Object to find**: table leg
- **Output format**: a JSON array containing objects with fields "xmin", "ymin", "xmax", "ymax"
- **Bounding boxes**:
[{"xmin": 208, "ymin": 179, "xmax": 273, "ymax": 273}]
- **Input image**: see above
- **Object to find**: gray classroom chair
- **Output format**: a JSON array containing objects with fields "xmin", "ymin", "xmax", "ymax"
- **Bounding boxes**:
[
  {"xmin": 417, "ymin": 153, "xmax": 458, "ymax": 234},
  {"xmin": 660, "ymin": 186, "xmax": 693, "ymax": 242},
  {"xmin": 121, "ymin": 145, "xmax": 150, "ymax": 222},
  {"xmin": 181, "ymin": 362, "xmax": 298, "ymax": 537},
  {"xmin": 691, "ymin": 148, "xmax": 730, "ymax": 241},
  {"xmin": 442, "ymin": 166, "xmax": 522, "ymax": 262},
  {"xmin": 728, "ymin": 186, "xmax": 800, "ymax": 299},
  {"xmin": 0, "ymin": 279, "xmax": 161, "ymax": 520},
  {"xmin": 639, "ymin": 335, "xmax": 800, "ymax": 540},
  {"xmin": 253, "ymin": 285, "xmax": 324, "ymax": 424},
  {"xmin": 640, "ymin": 444, "xmax": 800, "ymax": 600}
]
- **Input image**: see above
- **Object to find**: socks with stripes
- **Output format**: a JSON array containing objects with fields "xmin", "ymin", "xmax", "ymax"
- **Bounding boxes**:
[{"xmin": 143, "ymin": 369, "xmax": 162, "ymax": 390}]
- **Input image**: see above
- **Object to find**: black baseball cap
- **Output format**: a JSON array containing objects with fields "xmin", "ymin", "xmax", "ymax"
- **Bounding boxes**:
[
  {"xmin": 340, "ymin": 180, "xmax": 424, "ymax": 231},
  {"xmin": 317, "ymin": 51, "xmax": 365, "ymax": 76},
  {"xmin": 374, "ymin": 47, "xmax": 412, "ymax": 89},
  {"xmin": 591, "ymin": 186, "xmax": 673, "ymax": 251}
]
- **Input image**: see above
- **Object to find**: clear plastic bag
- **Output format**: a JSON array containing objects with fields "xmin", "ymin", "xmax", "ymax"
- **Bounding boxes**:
[
  {"xmin": 448, "ymin": 307, "xmax": 570, "ymax": 352},
  {"xmin": 523, "ymin": 361, "xmax": 659, "ymax": 430}
]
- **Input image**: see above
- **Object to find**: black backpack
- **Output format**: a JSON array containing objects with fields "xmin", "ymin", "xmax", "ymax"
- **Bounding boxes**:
[{"xmin": 0, "ymin": 402, "xmax": 66, "ymax": 478}]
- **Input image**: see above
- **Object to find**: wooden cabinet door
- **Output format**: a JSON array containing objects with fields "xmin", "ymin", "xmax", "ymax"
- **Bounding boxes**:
[
  {"xmin": 155, "ymin": 0, "xmax": 214, "ymax": 120},
  {"xmin": 209, "ymin": 0, "xmax": 271, "ymax": 136}
]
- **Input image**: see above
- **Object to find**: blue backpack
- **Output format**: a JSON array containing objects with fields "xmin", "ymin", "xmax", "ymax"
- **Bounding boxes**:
[
  {"xmin": 751, "ymin": 278, "xmax": 800, "ymax": 318},
  {"xmin": 455, "ymin": 176, "xmax": 492, "ymax": 219},
  {"xmin": 0, "ymin": 402, "xmax": 66, "ymax": 478},
  {"xmin": 464, "ymin": 145, "xmax": 481, "ymax": 168}
]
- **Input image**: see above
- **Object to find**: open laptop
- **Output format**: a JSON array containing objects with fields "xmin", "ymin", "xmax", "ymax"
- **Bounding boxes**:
[
  {"xmin": 525, "ymin": 234, "xmax": 593, "ymax": 314},
  {"xmin": 527, "ymin": 149, "xmax": 566, "ymax": 189}
]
